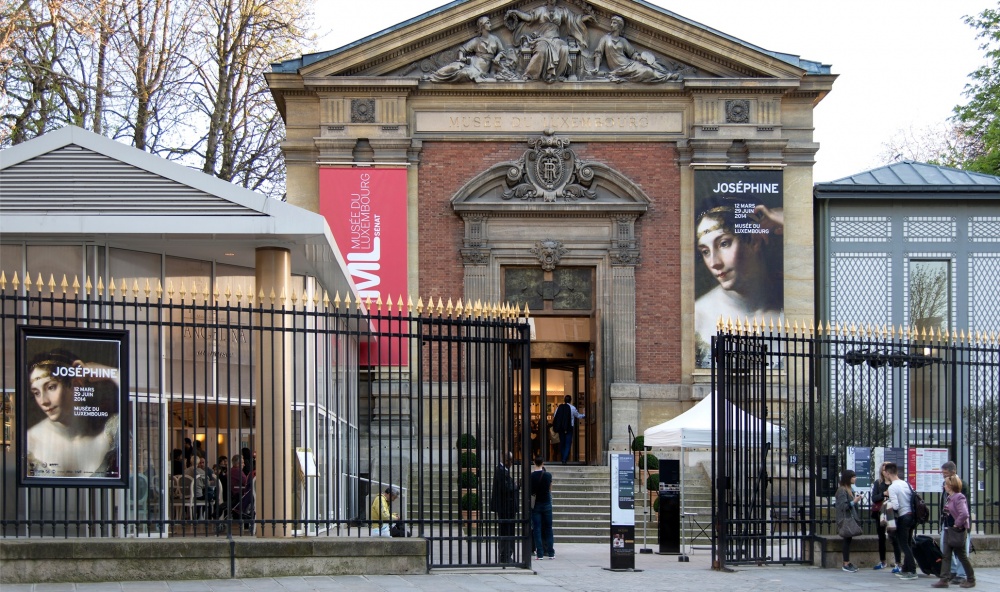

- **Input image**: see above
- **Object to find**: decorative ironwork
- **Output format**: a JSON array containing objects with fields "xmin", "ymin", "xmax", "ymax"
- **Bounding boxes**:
[
  {"xmin": 0, "ymin": 272, "xmax": 531, "ymax": 570},
  {"xmin": 970, "ymin": 216, "xmax": 1000, "ymax": 242},
  {"xmin": 530, "ymin": 239, "xmax": 567, "ymax": 270},
  {"xmin": 830, "ymin": 253, "xmax": 893, "ymax": 326},
  {"xmin": 831, "ymin": 216, "xmax": 891, "ymax": 243},
  {"xmin": 725, "ymin": 99, "xmax": 750, "ymax": 124},
  {"xmin": 350, "ymin": 99, "xmax": 376, "ymax": 123},
  {"xmin": 503, "ymin": 130, "xmax": 596, "ymax": 202},
  {"xmin": 712, "ymin": 325, "xmax": 1000, "ymax": 569}
]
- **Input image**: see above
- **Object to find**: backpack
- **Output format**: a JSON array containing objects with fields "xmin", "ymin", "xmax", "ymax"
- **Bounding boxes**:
[
  {"xmin": 908, "ymin": 482, "xmax": 930, "ymax": 525},
  {"xmin": 553, "ymin": 403, "xmax": 572, "ymax": 434}
]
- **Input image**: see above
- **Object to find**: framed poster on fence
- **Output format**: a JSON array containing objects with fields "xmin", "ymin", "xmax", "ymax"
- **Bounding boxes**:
[{"xmin": 16, "ymin": 326, "xmax": 129, "ymax": 488}]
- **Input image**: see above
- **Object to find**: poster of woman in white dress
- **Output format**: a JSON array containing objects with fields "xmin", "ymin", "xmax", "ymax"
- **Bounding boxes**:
[
  {"xmin": 694, "ymin": 170, "xmax": 784, "ymax": 368},
  {"xmin": 18, "ymin": 326, "xmax": 129, "ymax": 487}
]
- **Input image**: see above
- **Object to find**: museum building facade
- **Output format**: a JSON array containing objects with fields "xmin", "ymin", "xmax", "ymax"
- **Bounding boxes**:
[{"xmin": 267, "ymin": 0, "xmax": 836, "ymax": 460}]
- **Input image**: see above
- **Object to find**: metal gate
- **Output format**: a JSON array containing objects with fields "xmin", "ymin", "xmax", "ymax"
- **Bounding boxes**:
[
  {"xmin": 712, "ymin": 320, "xmax": 1000, "ymax": 569},
  {"xmin": 400, "ymin": 309, "xmax": 532, "ymax": 569},
  {"xmin": 0, "ymin": 274, "xmax": 532, "ymax": 570}
]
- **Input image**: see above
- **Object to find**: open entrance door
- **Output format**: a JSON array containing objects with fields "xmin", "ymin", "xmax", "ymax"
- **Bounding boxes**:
[{"xmin": 530, "ymin": 353, "xmax": 590, "ymax": 464}]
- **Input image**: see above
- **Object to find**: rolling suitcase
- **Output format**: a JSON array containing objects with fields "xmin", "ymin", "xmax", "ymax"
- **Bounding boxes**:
[{"xmin": 912, "ymin": 534, "xmax": 942, "ymax": 576}]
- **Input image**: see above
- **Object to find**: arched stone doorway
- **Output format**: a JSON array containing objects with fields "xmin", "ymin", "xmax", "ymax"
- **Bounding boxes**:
[{"xmin": 452, "ymin": 131, "xmax": 651, "ymax": 462}]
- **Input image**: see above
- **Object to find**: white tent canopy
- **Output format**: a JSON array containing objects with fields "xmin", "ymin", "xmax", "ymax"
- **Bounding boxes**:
[{"xmin": 643, "ymin": 395, "xmax": 783, "ymax": 448}]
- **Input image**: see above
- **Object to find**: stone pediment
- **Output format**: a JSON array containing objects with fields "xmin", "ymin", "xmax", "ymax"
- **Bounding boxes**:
[
  {"xmin": 451, "ymin": 130, "xmax": 650, "ymax": 213},
  {"xmin": 292, "ymin": 0, "xmax": 819, "ymax": 82}
]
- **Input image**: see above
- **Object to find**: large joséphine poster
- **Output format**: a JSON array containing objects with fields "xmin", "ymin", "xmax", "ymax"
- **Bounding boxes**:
[
  {"xmin": 17, "ymin": 326, "xmax": 129, "ymax": 488},
  {"xmin": 694, "ymin": 170, "xmax": 784, "ymax": 368},
  {"xmin": 319, "ymin": 167, "xmax": 409, "ymax": 365}
]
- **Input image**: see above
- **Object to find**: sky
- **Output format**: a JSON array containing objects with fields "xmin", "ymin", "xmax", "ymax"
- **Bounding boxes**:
[{"xmin": 310, "ymin": 0, "xmax": 988, "ymax": 182}]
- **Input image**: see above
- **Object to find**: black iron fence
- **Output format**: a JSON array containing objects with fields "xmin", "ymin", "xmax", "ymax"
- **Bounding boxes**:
[
  {"xmin": 0, "ymin": 273, "xmax": 531, "ymax": 569},
  {"xmin": 712, "ymin": 321, "xmax": 1000, "ymax": 567}
]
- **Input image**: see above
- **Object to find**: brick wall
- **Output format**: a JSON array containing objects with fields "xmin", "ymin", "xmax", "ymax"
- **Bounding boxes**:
[{"xmin": 417, "ymin": 141, "xmax": 682, "ymax": 385}]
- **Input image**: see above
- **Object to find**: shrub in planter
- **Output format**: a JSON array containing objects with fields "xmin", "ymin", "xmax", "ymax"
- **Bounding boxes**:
[
  {"xmin": 646, "ymin": 473, "xmax": 661, "ymax": 492},
  {"xmin": 630, "ymin": 435, "xmax": 645, "ymax": 452},
  {"xmin": 637, "ymin": 453, "xmax": 659, "ymax": 471},
  {"xmin": 456, "ymin": 433, "xmax": 478, "ymax": 449},
  {"xmin": 460, "ymin": 492, "xmax": 480, "ymax": 511},
  {"xmin": 458, "ymin": 470, "xmax": 479, "ymax": 488},
  {"xmin": 458, "ymin": 451, "xmax": 479, "ymax": 469},
  {"xmin": 653, "ymin": 496, "xmax": 660, "ymax": 513}
]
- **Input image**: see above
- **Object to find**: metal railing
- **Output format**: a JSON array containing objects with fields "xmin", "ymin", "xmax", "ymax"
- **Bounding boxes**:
[
  {"xmin": 0, "ymin": 273, "xmax": 531, "ymax": 569},
  {"xmin": 712, "ymin": 320, "xmax": 1000, "ymax": 567}
]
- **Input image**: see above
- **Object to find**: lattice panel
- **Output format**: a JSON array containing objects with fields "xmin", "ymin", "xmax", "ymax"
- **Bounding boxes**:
[
  {"xmin": 904, "ymin": 217, "xmax": 956, "ymax": 242},
  {"xmin": 970, "ymin": 253, "xmax": 1000, "ymax": 333},
  {"xmin": 970, "ymin": 217, "xmax": 1000, "ymax": 243},
  {"xmin": 830, "ymin": 253, "xmax": 893, "ymax": 326},
  {"xmin": 831, "ymin": 216, "xmax": 891, "ymax": 242}
]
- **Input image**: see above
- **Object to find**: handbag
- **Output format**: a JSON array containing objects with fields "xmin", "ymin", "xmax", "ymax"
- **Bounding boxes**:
[
  {"xmin": 548, "ymin": 427, "xmax": 560, "ymax": 444},
  {"xmin": 838, "ymin": 516, "xmax": 863, "ymax": 538},
  {"xmin": 944, "ymin": 526, "xmax": 967, "ymax": 548}
]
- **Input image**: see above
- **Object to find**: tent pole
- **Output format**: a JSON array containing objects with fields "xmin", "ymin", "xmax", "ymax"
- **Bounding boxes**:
[{"xmin": 680, "ymin": 447, "xmax": 690, "ymax": 561}]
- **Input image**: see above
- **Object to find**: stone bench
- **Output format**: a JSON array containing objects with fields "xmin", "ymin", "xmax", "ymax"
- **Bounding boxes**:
[{"xmin": 812, "ymin": 533, "xmax": 1000, "ymax": 569}]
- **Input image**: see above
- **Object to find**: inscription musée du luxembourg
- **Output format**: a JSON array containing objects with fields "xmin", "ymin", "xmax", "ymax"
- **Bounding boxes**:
[{"xmin": 415, "ymin": 111, "xmax": 683, "ymax": 133}]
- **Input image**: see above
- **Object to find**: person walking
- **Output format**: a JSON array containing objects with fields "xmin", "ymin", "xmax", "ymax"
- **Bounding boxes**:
[
  {"xmin": 932, "ymin": 475, "xmax": 976, "ymax": 588},
  {"xmin": 835, "ymin": 469, "xmax": 863, "ymax": 572},
  {"xmin": 871, "ymin": 462, "xmax": 901, "ymax": 572},
  {"xmin": 940, "ymin": 461, "xmax": 972, "ymax": 585},
  {"xmin": 553, "ymin": 395, "xmax": 584, "ymax": 464},
  {"xmin": 491, "ymin": 451, "xmax": 520, "ymax": 563},
  {"xmin": 529, "ymin": 456, "xmax": 554, "ymax": 560},
  {"xmin": 885, "ymin": 462, "xmax": 918, "ymax": 580}
]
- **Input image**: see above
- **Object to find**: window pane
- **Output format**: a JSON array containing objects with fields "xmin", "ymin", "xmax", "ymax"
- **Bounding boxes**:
[{"xmin": 908, "ymin": 260, "xmax": 950, "ymax": 333}]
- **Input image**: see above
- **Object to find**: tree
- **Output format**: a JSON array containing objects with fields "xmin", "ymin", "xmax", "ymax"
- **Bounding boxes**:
[
  {"xmin": 878, "ymin": 123, "xmax": 982, "ymax": 169},
  {"xmin": 786, "ymin": 396, "xmax": 891, "ymax": 465},
  {"xmin": 953, "ymin": 3, "xmax": 1000, "ymax": 176},
  {"xmin": 968, "ymin": 397, "xmax": 999, "ymax": 472},
  {"xmin": 182, "ymin": 0, "xmax": 312, "ymax": 198},
  {"xmin": 1, "ymin": 0, "xmax": 313, "ymax": 199}
]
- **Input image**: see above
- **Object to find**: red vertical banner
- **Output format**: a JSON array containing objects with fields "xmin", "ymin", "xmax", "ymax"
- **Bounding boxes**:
[
  {"xmin": 907, "ymin": 447, "xmax": 917, "ymax": 489},
  {"xmin": 319, "ymin": 167, "xmax": 408, "ymax": 365}
]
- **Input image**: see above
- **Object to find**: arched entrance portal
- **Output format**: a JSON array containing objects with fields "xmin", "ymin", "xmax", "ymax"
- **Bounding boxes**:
[{"xmin": 453, "ymin": 131, "xmax": 649, "ymax": 463}]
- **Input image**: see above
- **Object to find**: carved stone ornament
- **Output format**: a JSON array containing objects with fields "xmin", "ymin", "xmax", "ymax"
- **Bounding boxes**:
[
  {"xmin": 610, "ymin": 249, "xmax": 640, "ymax": 267},
  {"xmin": 414, "ymin": 4, "xmax": 691, "ymax": 84},
  {"xmin": 351, "ymin": 99, "xmax": 376, "ymax": 123},
  {"xmin": 504, "ymin": 130, "xmax": 596, "ymax": 202},
  {"xmin": 461, "ymin": 248, "xmax": 491, "ymax": 265},
  {"xmin": 530, "ymin": 239, "xmax": 568, "ymax": 271},
  {"xmin": 725, "ymin": 100, "xmax": 750, "ymax": 124}
]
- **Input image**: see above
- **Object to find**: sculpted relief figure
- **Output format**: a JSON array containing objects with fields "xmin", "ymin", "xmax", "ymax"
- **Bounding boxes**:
[
  {"xmin": 591, "ymin": 16, "xmax": 679, "ymax": 83},
  {"xmin": 419, "ymin": 5, "xmax": 691, "ymax": 84},
  {"xmin": 505, "ymin": 0, "xmax": 594, "ymax": 82},
  {"xmin": 426, "ymin": 16, "xmax": 508, "ymax": 83}
]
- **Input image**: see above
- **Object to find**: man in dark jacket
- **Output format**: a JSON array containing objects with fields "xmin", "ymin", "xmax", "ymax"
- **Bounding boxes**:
[
  {"xmin": 491, "ymin": 451, "xmax": 519, "ymax": 563},
  {"xmin": 529, "ymin": 456, "xmax": 554, "ymax": 560}
]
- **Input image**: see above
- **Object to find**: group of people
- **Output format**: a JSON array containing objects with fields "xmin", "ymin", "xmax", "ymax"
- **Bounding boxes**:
[
  {"xmin": 837, "ymin": 461, "xmax": 975, "ymax": 588},
  {"xmin": 170, "ymin": 443, "xmax": 255, "ymax": 523}
]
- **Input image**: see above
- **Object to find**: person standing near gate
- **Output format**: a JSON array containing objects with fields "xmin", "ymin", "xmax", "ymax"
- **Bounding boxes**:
[
  {"xmin": 940, "ymin": 461, "xmax": 972, "ymax": 586},
  {"xmin": 933, "ymin": 475, "xmax": 976, "ymax": 588},
  {"xmin": 491, "ymin": 451, "xmax": 520, "ymax": 563},
  {"xmin": 553, "ymin": 395, "xmax": 584, "ymax": 464},
  {"xmin": 885, "ymin": 462, "xmax": 918, "ymax": 580},
  {"xmin": 530, "ymin": 456, "xmax": 554, "ymax": 560}
]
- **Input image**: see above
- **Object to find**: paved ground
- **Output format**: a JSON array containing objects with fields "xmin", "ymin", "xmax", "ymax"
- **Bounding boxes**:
[{"xmin": 5, "ymin": 543, "xmax": 998, "ymax": 591}]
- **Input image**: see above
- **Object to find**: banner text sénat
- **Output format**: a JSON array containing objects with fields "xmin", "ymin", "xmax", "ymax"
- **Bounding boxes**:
[{"xmin": 320, "ymin": 167, "xmax": 408, "ymax": 365}]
